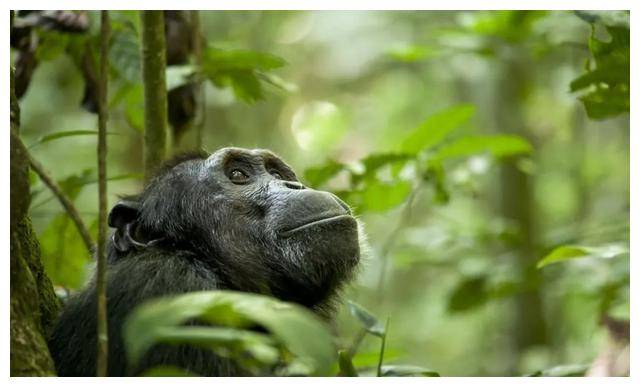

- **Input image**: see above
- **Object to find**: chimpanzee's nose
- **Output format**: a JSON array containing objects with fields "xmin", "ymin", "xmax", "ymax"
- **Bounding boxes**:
[{"xmin": 283, "ymin": 181, "xmax": 306, "ymax": 190}]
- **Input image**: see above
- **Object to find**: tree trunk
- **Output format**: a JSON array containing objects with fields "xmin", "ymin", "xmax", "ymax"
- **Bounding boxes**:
[
  {"xmin": 10, "ymin": 69, "xmax": 61, "ymax": 376},
  {"xmin": 494, "ymin": 54, "xmax": 548, "ymax": 371},
  {"xmin": 140, "ymin": 10, "xmax": 169, "ymax": 180}
]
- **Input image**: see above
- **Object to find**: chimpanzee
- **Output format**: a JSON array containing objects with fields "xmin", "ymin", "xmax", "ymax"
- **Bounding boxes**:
[{"xmin": 47, "ymin": 147, "xmax": 361, "ymax": 376}]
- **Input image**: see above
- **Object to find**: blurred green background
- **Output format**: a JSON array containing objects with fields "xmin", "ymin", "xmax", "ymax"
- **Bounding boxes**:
[{"xmin": 14, "ymin": 10, "xmax": 629, "ymax": 376}]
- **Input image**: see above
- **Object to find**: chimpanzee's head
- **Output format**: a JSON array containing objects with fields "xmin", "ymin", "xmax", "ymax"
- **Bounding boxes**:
[{"xmin": 108, "ymin": 147, "xmax": 361, "ymax": 311}]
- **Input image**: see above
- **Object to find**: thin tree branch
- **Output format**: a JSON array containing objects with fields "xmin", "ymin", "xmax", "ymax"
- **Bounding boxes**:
[
  {"xmin": 376, "ymin": 185, "xmax": 420, "ymax": 301},
  {"xmin": 96, "ymin": 10, "xmax": 110, "ymax": 377},
  {"xmin": 12, "ymin": 132, "xmax": 95, "ymax": 254}
]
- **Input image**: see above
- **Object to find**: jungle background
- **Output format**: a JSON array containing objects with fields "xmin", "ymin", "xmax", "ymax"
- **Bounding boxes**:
[{"xmin": 9, "ymin": 10, "xmax": 630, "ymax": 376}]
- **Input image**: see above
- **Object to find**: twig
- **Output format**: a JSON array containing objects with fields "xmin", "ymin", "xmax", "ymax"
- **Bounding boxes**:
[
  {"xmin": 96, "ymin": 10, "xmax": 110, "ymax": 377},
  {"xmin": 376, "ymin": 317, "xmax": 390, "ymax": 377},
  {"xmin": 375, "ymin": 185, "xmax": 420, "ymax": 300},
  {"xmin": 12, "ymin": 131, "xmax": 95, "ymax": 253}
]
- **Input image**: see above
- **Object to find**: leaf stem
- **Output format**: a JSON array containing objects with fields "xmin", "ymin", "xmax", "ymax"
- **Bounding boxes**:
[{"xmin": 376, "ymin": 317, "xmax": 390, "ymax": 377}]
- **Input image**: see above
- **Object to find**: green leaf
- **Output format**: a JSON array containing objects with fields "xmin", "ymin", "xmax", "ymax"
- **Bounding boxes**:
[
  {"xmin": 203, "ymin": 48, "xmax": 287, "ymax": 72},
  {"xmin": 537, "ymin": 243, "xmax": 628, "ymax": 269},
  {"xmin": 228, "ymin": 70, "xmax": 264, "ymax": 103},
  {"xmin": 347, "ymin": 301, "xmax": 385, "ymax": 337},
  {"xmin": 110, "ymin": 30, "xmax": 142, "ymax": 83},
  {"xmin": 303, "ymin": 160, "xmax": 345, "ymax": 188},
  {"xmin": 387, "ymin": 45, "xmax": 440, "ymax": 62},
  {"xmin": 39, "ymin": 214, "xmax": 96, "ymax": 289},
  {"xmin": 380, "ymin": 365, "xmax": 440, "ymax": 377},
  {"xmin": 141, "ymin": 366, "xmax": 199, "ymax": 377},
  {"xmin": 352, "ymin": 153, "xmax": 413, "ymax": 186},
  {"xmin": 166, "ymin": 65, "xmax": 196, "ymax": 90},
  {"xmin": 526, "ymin": 364, "xmax": 589, "ymax": 377},
  {"xmin": 153, "ymin": 326, "xmax": 279, "ymax": 366},
  {"xmin": 570, "ymin": 23, "xmax": 629, "ymax": 119},
  {"xmin": 35, "ymin": 30, "xmax": 69, "ymax": 61},
  {"xmin": 447, "ymin": 276, "xmax": 488, "ymax": 313},
  {"xmin": 435, "ymin": 134, "xmax": 532, "ymax": 160},
  {"xmin": 29, "ymin": 130, "xmax": 117, "ymax": 148},
  {"xmin": 123, "ymin": 290, "xmax": 336, "ymax": 376},
  {"xmin": 400, "ymin": 104, "xmax": 475, "ymax": 154},
  {"xmin": 200, "ymin": 47, "xmax": 287, "ymax": 103},
  {"xmin": 337, "ymin": 350, "xmax": 358, "ymax": 376},
  {"xmin": 357, "ymin": 180, "xmax": 412, "ymax": 213}
]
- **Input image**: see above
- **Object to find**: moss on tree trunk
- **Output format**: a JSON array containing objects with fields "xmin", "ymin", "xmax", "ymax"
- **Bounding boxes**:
[{"xmin": 10, "ymin": 69, "xmax": 61, "ymax": 376}]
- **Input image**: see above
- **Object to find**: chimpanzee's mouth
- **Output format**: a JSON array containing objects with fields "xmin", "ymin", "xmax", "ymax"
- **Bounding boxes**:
[{"xmin": 280, "ymin": 214, "xmax": 355, "ymax": 236}]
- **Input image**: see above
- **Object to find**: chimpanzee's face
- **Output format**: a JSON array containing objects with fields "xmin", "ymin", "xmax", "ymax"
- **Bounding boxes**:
[{"xmin": 109, "ymin": 148, "xmax": 360, "ymax": 309}]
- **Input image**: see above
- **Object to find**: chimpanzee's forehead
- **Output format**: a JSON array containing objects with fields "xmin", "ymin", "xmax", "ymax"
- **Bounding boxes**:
[{"xmin": 207, "ymin": 147, "xmax": 287, "ymax": 166}]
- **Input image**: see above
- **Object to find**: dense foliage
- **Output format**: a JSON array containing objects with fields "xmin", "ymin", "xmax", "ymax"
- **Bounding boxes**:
[{"xmin": 12, "ymin": 10, "xmax": 629, "ymax": 376}]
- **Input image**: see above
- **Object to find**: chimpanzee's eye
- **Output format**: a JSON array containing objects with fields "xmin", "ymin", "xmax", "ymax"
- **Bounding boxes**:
[
  {"xmin": 229, "ymin": 169, "xmax": 249, "ymax": 184},
  {"xmin": 270, "ymin": 170, "xmax": 283, "ymax": 180}
]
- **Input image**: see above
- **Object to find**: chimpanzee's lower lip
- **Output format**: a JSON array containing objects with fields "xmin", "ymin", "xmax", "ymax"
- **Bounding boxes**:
[{"xmin": 280, "ymin": 214, "xmax": 354, "ymax": 236}]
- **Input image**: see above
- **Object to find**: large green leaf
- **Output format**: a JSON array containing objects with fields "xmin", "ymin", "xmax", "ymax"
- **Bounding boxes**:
[
  {"xmin": 537, "ymin": 243, "xmax": 628, "ymax": 269},
  {"xmin": 435, "ymin": 134, "xmax": 532, "ymax": 160},
  {"xmin": 400, "ymin": 104, "xmax": 475, "ymax": 154},
  {"xmin": 380, "ymin": 365, "xmax": 440, "ymax": 377},
  {"xmin": 123, "ymin": 290, "xmax": 336, "ymax": 376},
  {"xmin": 201, "ymin": 47, "xmax": 287, "ymax": 103}
]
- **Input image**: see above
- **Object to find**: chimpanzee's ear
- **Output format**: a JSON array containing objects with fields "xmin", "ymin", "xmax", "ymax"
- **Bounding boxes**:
[{"xmin": 108, "ymin": 200, "xmax": 140, "ymax": 230}]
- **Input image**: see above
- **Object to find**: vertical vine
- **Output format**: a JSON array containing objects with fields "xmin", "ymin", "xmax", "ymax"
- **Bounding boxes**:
[
  {"xmin": 190, "ymin": 10, "xmax": 205, "ymax": 150},
  {"xmin": 96, "ymin": 10, "xmax": 111, "ymax": 377}
]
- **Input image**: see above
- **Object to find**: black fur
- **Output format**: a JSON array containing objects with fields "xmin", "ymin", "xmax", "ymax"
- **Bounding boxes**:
[{"xmin": 47, "ymin": 147, "xmax": 360, "ymax": 376}]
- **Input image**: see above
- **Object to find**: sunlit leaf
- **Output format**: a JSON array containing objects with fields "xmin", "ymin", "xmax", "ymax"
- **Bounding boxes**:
[
  {"xmin": 352, "ymin": 153, "xmax": 413, "ymax": 186},
  {"xmin": 166, "ymin": 65, "xmax": 196, "ymax": 90},
  {"xmin": 401, "ymin": 104, "xmax": 476, "ymax": 154},
  {"xmin": 203, "ymin": 48, "xmax": 287, "ymax": 71},
  {"xmin": 124, "ymin": 290, "xmax": 336, "ymax": 376},
  {"xmin": 435, "ymin": 134, "xmax": 532, "ymax": 160},
  {"xmin": 537, "ymin": 243, "xmax": 628, "ymax": 269},
  {"xmin": 347, "ymin": 301, "xmax": 385, "ymax": 337},
  {"xmin": 387, "ymin": 45, "xmax": 440, "ymax": 62},
  {"xmin": 380, "ymin": 365, "xmax": 440, "ymax": 377}
]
